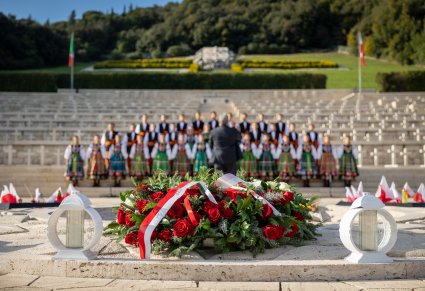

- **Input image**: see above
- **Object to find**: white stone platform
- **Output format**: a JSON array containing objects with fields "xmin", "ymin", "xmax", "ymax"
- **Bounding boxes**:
[{"xmin": 0, "ymin": 198, "xmax": 424, "ymax": 284}]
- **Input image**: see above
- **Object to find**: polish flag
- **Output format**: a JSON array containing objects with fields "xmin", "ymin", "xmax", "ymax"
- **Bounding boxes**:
[
  {"xmin": 345, "ymin": 187, "xmax": 355, "ymax": 202},
  {"xmin": 375, "ymin": 176, "xmax": 393, "ymax": 203},
  {"xmin": 65, "ymin": 183, "xmax": 76, "ymax": 198},
  {"xmin": 47, "ymin": 187, "xmax": 64, "ymax": 203},
  {"xmin": 413, "ymin": 183, "xmax": 425, "ymax": 203},
  {"xmin": 9, "ymin": 183, "xmax": 22, "ymax": 203},
  {"xmin": 34, "ymin": 188, "xmax": 44, "ymax": 203},
  {"xmin": 390, "ymin": 182, "xmax": 401, "ymax": 203},
  {"xmin": 1, "ymin": 185, "xmax": 16, "ymax": 204},
  {"xmin": 358, "ymin": 31, "xmax": 366, "ymax": 67},
  {"xmin": 356, "ymin": 181, "xmax": 364, "ymax": 198}
]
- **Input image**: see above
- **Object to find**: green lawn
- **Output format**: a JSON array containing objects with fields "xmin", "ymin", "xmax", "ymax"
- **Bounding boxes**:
[{"xmin": 242, "ymin": 53, "xmax": 423, "ymax": 89}]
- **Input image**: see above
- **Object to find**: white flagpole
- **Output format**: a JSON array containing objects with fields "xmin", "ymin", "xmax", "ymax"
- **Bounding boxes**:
[{"xmin": 357, "ymin": 32, "xmax": 362, "ymax": 96}]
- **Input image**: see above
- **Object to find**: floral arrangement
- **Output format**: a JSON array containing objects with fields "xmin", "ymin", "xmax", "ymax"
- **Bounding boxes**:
[
  {"xmin": 236, "ymin": 59, "xmax": 338, "ymax": 69},
  {"xmin": 104, "ymin": 168, "xmax": 319, "ymax": 258}
]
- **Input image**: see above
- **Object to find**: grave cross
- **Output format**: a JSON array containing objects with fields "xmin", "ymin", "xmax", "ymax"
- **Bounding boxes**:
[
  {"xmin": 370, "ymin": 148, "xmax": 379, "ymax": 166},
  {"xmin": 384, "ymin": 145, "xmax": 398, "ymax": 168},
  {"xmin": 4, "ymin": 145, "xmax": 16, "ymax": 165}
]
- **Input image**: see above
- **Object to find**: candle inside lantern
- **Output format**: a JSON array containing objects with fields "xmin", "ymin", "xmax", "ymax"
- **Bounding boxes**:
[
  {"xmin": 66, "ymin": 210, "xmax": 85, "ymax": 248},
  {"xmin": 359, "ymin": 210, "xmax": 378, "ymax": 251}
]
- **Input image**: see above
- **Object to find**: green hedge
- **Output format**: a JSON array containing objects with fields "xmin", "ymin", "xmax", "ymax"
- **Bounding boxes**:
[
  {"xmin": 236, "ymin": 59, "xmax": 338, "ymax": 69},
  {"xmin": 94, "ymin": 59, "xmax": 193, "ymax": 69},
  {"xmin": 376, "ymin": 71, "xmax": 425, "ymax": 92},
  {"xmin": 0, "ymin": 72, "xmax": 326, "ymax": 91}
]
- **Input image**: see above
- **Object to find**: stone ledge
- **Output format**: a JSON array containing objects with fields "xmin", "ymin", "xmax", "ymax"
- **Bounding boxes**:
[{"xmin": 1, "ymin": 255, "xmax": 424, "ymax": 282}]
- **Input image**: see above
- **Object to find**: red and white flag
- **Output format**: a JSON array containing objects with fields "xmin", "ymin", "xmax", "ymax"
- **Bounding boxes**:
[
  {"xmin": 345, "ymin": 187, "xmax": 355, "ymax": 202},
  {"xmin": 403, "ymin": 182, "xmax": 415, "ymax": 197},
  {"xmin": 375, "ymin": 176, "xmax": 393, "ymax": 203},
  {"xmin": 390, "ymin": 182, "xmax": 401, "ymax": 203},
  {"xmin": 413, "ymin": 183, "xmax": 425, "ymax": 203},
  {"xmin": 357, "ymin": 31, "xmax": 366, "ymax": 67}
]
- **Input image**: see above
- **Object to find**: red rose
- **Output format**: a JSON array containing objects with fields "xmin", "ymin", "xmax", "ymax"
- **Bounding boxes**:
[
  {"xmin": 136, "ymin": 199, "xmax": 149, "ymax": 214},
  {"xmin": 262, "ymin": 225, "xmax": 285, "ymax": 240},
  {"xmin": 173, "ymin": 218, "xmax": 194, "ymax": 238},
  {"xmin": 158, "ymin": 229, "xmax": 173, "ymax": 242},
  {"xmin": 151, "ymin": 191, "xmax": 165, "ymax": 202},
  {"xmin": 207, "ymin": 207, "xmax": 221, "ymax": 224},
  {"xmin": 167, "ymin": 203, "xmax": 185, "ymax": 219},
  {"xmin": 219, "ymin": 201, "xmax": 234, "ymax": 220},
  {"xmin": 262, "ymin": 203, "xmax": 273, "ymax": 219},
  {"xmin": 223, "ymin": 188, "xmax": 246, "ymax": 202},
  {"xmin": 203, "ymin": 201, "xmax": 217, "ymax": 213},
  {"xmin": 117, "ymin": 208, "xmax": 126, "ymax": 225},
  {"xmin": 283, "ymin": 191, "xmax": 294, "ymax": 202},
  {"xmin": 151, "ymin": 229, "xmax": 157, "ymax": 242},
  {"xmin": 125, "ymin": 211, "xmax": 135, "ymax": 227},
  {"xmin": 293, "ymin": 211, "xmax": 304, "ymax": 221},
  {"xmin": 124, "ymin": 232, "xmax": 137, "ymax": 245},
  {"xmin": 187, "ymin": 186, "xmax": 201, "ymax": 197},
  {"xmin": 286, "ymin": 224, "xmax": 299, "ymax": 238}
]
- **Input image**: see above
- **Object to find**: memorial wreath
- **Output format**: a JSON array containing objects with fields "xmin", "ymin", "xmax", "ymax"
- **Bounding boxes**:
[{"xmin": 104, "ymin": 168, "xmax": 319, "ymax": 259}]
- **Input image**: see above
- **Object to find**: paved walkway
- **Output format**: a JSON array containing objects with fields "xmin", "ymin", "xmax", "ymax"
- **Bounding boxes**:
[{"xmin": 1, "ymin": 273, "xmax": 425, "ymax": 290}]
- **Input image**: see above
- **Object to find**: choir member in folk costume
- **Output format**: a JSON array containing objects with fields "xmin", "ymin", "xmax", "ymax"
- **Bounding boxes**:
[
  {"xmin": 101, "ymin": 122, "xmax": 118, "ymax": 167},
  {"xmin": 185, "ymin": 126, "xmax": 198, "ymax": 162},
  {"xmin": 201, "ymin": 123, "xmax": 211, "ymax": 144},
  {"xmin": 250, "ymin": 122, "xmax": 262, "ymax": 146},
  {"xmin": 192, "ymin": 111, "xmax": 204, "ymax": 135},
  {"xmin": 136, "ymin": 114, "xmax": 149, "ymax": 138},
  {"xmin": 108, "ymin": 135, "xmax": 127, "ymax": 187},
  {"xmin": 64, "ymin": 136, "xmax": 85, "ymax": 186},
  {"xmin": 144, "ymin": 123, "xmax": 158, "ymax": 170},
  {"xmin": 274, "ymin": 135, "xmax": 297, "ymax": 182},
  {"xmin": 238, "ymin": 113, "xmax": 251, "ymax": 134},
  {"xmin": 268, "ymin": 123, "xmax": 280, "ymax": 147},
  {"xmin": 257, "ymin": 134, "xmax": 276, "ymax": 180},
  {"xmin": 318, "ymin": 135, "xmax": 338, "ymax": 187},
  {"xmin": 307, "ymin": 123, "xmax": 321, "ymax": 151},
  {"xmin": 275, "ymin": 113, "xmax": 288, "ymax": 136},
  {"xmin": 208, "ymin": 111, "xmax": 219, "ymax": 130},
  {"xmin": 87, "ymin": 135, "xmax": 107, "ymax": 186},
  {"xmin": 176, "ymin": 113, "xmax": 188, "ymax": 135},
  {"xmin": 123, "ymin": 123, "xmax": 137, "ymax": 173},
  {"xmin": 156, "ymin": 114, "xmax": 169, "ymax": 135},
  {"xmin": 287, "ymin": 123, "xmax": 300, "ymax": 151},
  {"xmin": 338, "ymin": 136, "xmax": 359, "ymax": 187},
  {"xmin": 297, "ymin": 135, "xmax": 318, "ymax": 187},
  {"xmin": 257, "ymin": 113, "xmax": 269, "ymax": 134},
  {"xmin": 171, "ymin": 134, "xmax": 192, "ymax": 177},
  {"xmin": 166, "ymin": 123, "xmax": 178, "ymax": 170},
  {"xmin": 239, "ymin": 133, "xmax": 258, "ymax": 178},
  {"xmin": 193, "ymin": 134, "xmax": 212, "ymax": 175},
  {"xmin": 151, "ymin": 134, "xmax": 172, "ymax": 174},
  {"xmin": 129, "ymin": 135, "xmax": 150, "ymax": 180}
]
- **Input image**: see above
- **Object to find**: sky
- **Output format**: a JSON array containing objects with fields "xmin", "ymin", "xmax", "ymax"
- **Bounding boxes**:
[{"xmin": 0, "ymin": 0, "xmax": 181, "ymax": 23}]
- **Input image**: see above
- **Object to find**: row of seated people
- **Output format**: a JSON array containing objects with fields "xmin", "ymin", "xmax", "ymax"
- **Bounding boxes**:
[{"xmin": 64, "ymin": 111, "xmax": 359, "ymax": 187}]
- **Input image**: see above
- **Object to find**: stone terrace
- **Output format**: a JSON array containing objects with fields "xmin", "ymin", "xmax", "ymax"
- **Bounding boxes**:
[{"xmin": 0, "ymin": 89, "xmax": 424, "ymax": 194}]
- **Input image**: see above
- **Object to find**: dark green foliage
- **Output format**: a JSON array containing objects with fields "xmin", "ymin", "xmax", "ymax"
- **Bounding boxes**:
[
  {"xmin": 0, "ymin": 72, "xmax": 326, "ymax": 91},
  {"xmin": 376, "ymin": 71, "xmax": 425, "ymax": 92}
]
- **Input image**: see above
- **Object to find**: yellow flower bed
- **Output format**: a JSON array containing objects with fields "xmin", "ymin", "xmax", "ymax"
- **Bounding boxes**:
[
  {"xmin": 94, "ymin": 59, "xmax": 193, "ymax": 69},
  {"xmin": 237, "ymin": 59, "xmax": 338, "ymax": 69}
]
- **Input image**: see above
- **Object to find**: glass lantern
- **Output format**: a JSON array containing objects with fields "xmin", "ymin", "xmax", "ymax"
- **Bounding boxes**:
[
  {"xmin": 339, "ymin": 193, "xmax": 397, "ymax": 263},
  {"xmin": 47, "ymin": 191, "xmax": 103, "ymax": 260}
]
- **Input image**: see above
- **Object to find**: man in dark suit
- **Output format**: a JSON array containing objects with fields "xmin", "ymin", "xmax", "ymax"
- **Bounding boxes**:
[
  {"xmin": 238, "ymin": 112, "xmax": 250, "ymax": 134},
  {"xmin": 209, "ymin": 116, "xmax": 242, "ymax": 175}
]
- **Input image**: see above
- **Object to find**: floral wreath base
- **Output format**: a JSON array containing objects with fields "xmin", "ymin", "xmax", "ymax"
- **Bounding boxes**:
[{"xmin": 104, "ymin": 169, "xmax": 319, "ymax": 259}]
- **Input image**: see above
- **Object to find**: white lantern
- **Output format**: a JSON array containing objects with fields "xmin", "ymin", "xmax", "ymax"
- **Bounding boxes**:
[
  {"xmin": 339, "ymin": 193, "xmax": 397, "ymax": 263},
  {"xmin": 47, "ymin": 191, "xmax": 103, "ymax": 260}
]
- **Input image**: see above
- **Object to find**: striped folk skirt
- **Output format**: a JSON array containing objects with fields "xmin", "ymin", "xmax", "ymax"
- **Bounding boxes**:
[
  {"xmin": 109, "ymin": 152, "xmax": 126, "ymax": 177},
  {"xmin": 193, "ymin": 151, "xmax": 208, "ymax": 174},
  {"xmin": 239, "ymin": 150, "xmax": 257, "ymax": 177},
  {"xmin": 173, "ymin": 151, "xmax": 191, "ymax": 175},
  {"xmin": 152, "ymin": 151, "xmax": 170, "ymax": 173},
  {"xmin": 88, "ymin": 152, "xmax": 107, "ymax": 180},
  {"xmin": 131, "ymin": 154, "xmax": 150, "ymax": 177},
  {"xmin": 339, "ymin": 152, "xmax": 359, "ymax": 178},
  {"xmin": 258, "ymin": 151, "xmax": 275, "ymax": 174},
  {"xmin": 320, "ymin": 153, "xmax": 337, "ymax": 177},
  {"xmin": 66, "ymin": 155, "xmax": 84, "ymax": 179},
  {"xmin": 277, "ymin": 153, "xmax": 295, "ymax": 176}
]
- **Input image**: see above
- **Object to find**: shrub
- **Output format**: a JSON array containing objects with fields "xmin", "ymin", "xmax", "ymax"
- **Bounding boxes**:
[
  {"xmin": 166, "ymin": 44, "xmax": 193, "ymax": 57},
  {"xmin": 376, "ymin": 71, "xmax": 425, "ymax": 92},
  {"xmin": 0, "ymin": 72, "xmax": 326, "ymax": 91},
  {"xmin": 236, "ymin": 59, "xmax": 338, "ymax": 69}
]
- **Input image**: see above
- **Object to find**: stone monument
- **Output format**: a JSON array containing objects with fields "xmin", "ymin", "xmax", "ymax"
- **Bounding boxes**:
[{"xmin": 193, "ymin": 46, "xmax": 235, "ymax": 70}]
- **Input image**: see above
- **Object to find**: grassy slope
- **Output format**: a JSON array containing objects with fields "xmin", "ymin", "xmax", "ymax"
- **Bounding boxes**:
[{"xmin": 243, "ymin": 53, "xmax": 422, "ymax": 89}]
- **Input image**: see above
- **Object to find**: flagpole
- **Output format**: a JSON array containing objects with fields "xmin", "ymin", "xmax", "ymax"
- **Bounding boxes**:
[
  {"xmin": 71, "ymin": 58, "xmax": 74, "ymax": 90},
  {"xmin": 358, "ymin": 48, "xmax": 361, "ymax": 96}
]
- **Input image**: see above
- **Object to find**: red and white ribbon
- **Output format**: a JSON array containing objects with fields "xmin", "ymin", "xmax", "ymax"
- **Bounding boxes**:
[
  {"xmin": 215, "ymin": 173, "xmax": 282, "ymax": 217},
  {"xmin": 138, "ymin": 181, "xmax": 217, "ymax": 259}
]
